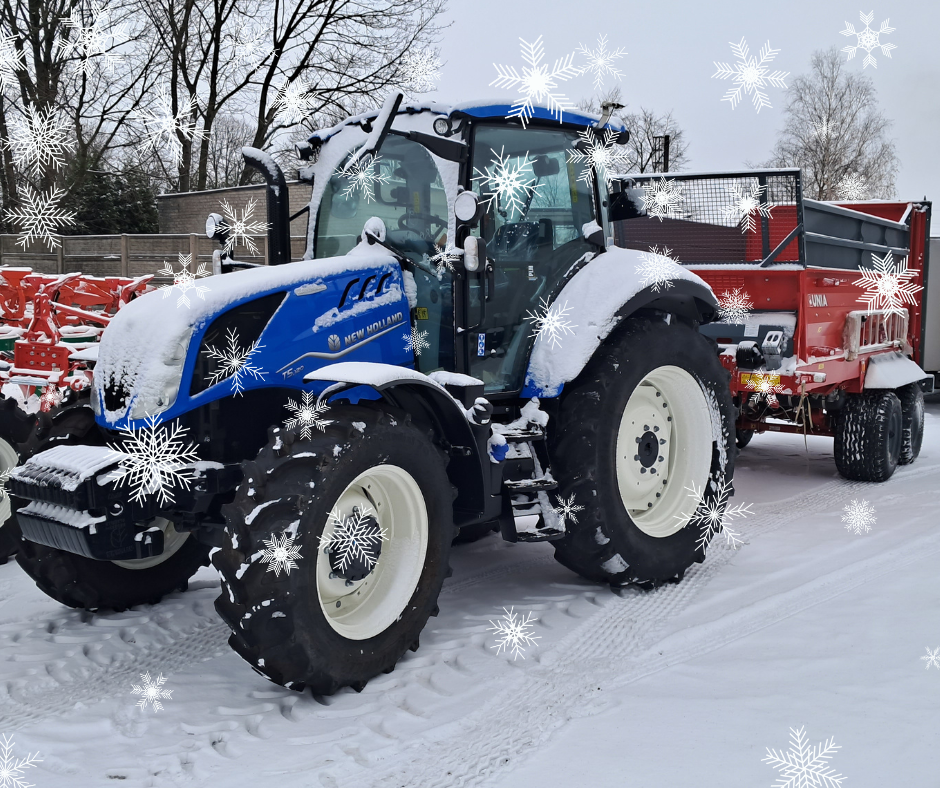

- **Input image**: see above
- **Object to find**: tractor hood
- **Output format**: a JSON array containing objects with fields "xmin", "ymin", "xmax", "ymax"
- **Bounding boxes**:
[{"xmin": 94, "ymin": 246, "xmax": 400, "ymax": 426}]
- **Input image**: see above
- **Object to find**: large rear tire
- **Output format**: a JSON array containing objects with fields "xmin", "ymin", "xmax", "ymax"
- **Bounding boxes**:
[
  {"xmin": 0, "ymin": 396, "xmax": 39, "ymax": 562},
  {"xmin": 897, "ymin": 383, "xmax": 924, "ymax": 465},
  {"xmin": 548, "ymin": 317, "xmax": 736, "ymax": 587},
  {"xmin": 833, "ymin": 390, "xmax": 902, "ymax": 482},
  {"xmin": 213, "ymin": 406, "xmax": 455, "ymax": 694}
]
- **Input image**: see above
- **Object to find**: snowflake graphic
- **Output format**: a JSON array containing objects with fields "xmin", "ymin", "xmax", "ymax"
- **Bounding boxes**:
[
  {"xmin": 717, "ymin": 287, "xmax": 754, "ymax": 322},
  {"xmin": 203, "ymin": 327, "xmax": 265, "ymax": 396},
  {"xmin": 837, "ymin": 174, "xmax": 868, "ymax": 200},
  {"xmin": 219, "ymin": 198, "xmax": 269, "ymax": 255},
  {"xmin": 223, "ymin": 20, "xmax": 273, "ymax": 75},
  {"xmin": 552, "ymin": 493, "xmax": 584, "ymax": 525},
  {"xmin": 320, "ymin": 505, "xmax": 387, "ymax": 574},
  {"xmin": 404, "ymin": 325, "xmax": 431, "ymax": 356},
  {"xmin": 0, "ymin": 35, "xmax": 25, "ymax": 92},
  {"xmin": 2, "ymin": 104, "xmax": 75, "ymax": 176},
  {"xmin": 577, "ymin": 34, "xmax": 627, "ymax": 90},
  {"xmin": 427, "ymin": 244, "xmax": 460, "ymax": 276},
  {"xmin": 338, "ymin": 154, "xmax": 389, "ymax": 204},
  {"xmin": 812, "ymin": 118, "xmax": 834, "ymax": 139},
  {"xmin": 841, "ymin": 498, "xmax": 876, "ymax": 534},
  {"xmin": 712, "ymin": 38, "xmax": 788, "ymax": 113},
  {"xmin": 853, "ymin": 251, "xmax": 923, "ymax": 316},
  {"xmin": 472, "ymin": 146, "xmax": 540, "ymax": 219},
  {"xmin": 635, "ymin": 246, "xmax": 681, "ymax": 293},
  {"xmin": 641, "ymin": 177, "xmax": 685, "ymax": 221},
  {"xmin": 922, "ymin": 647, "xmax": 940, "ymax": 670},
  {"xmin": 108, "ymin": 415, "xmax": 199, "ymax": 506},
  {"xmin": 566, "ymin": 128, "xmax": 631, "ymax": 189},
  {"xmin": 487, "ymin": 607, "xmax": 541, "ymax": 660},
  {"xmin": 841, "ymin": 10, "xmax": 896, "ymax": 69},
  {"xmin": 133, "ymin": 83, "xmax": 205, "ymax": 166},
  {"xmin": 38, "ymin": 384, "xmax": 61, "ymax": 413},
  {"xmin": 763, "ymin": 726, "xmax": 844, "ymax": 788},
  {"xmin": 272, "ymin": 78, "xmax": 316, "ymax": 124},
  {"xmin": 260, "ymin": 531, "xmax": 303, "ymax": 577},
  {"xmin": 283, "ymin": 391, "xmax": 331, "ymax": 439},
  {"xmin": 157, "ymin": 254, "xmax": 210, "ymax": 308},
  {"xmin": 59, "ymin": 2, "xmax": 126, "ymax": 75},
  {"xmin": 674, "ymin": 478, "xmax": 751, "ymax": 551},
  {"xmin": 4, "ymin": 186, "xmax": 76, "ymax": 249},
  {"xmin": 490, "ymin": 36, "xmax": 579, "ymax": 127},
  {"xmin": 0, "ymin": 733, "xmax": 41, "ymax": 788},
  {"xmin": 402, "ymin": 48, "xmax": 442, "ymax": 93},
  {"xmin": 130, "ymin": 671, "xmax": 173, "ymax": 712},
  {"xmin": 746, "ymin": 372, "xmax": 784, "ymax": 407},
  {"xmin": 723, "ymin": 182, "xmax": 774, "ymax": 233},
  {"xmin": 525, "ymin": 296, "xmax": 577, "ymax": 350}
]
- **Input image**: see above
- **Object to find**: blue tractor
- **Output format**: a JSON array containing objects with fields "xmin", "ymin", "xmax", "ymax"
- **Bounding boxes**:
[{"xmin": 8, "ymin": 94, "xmax": 736, "ymax": 693}]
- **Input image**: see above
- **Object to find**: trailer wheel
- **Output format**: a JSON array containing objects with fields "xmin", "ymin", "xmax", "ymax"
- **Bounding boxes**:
[
  {"xmin": 547, "ymin": 317, "xmax": 736, "ymax": 588},
  {"xmin": 735, "ymin": 429, "xmax": 754, "ymax": 449},
  {"xmin": 833, "ymin": 390, "xmax": 902, "ymax": 482},
  {"xmin": 213, "ymin": 406, "xmax": 456, "ymax": 694},
  {"xmin": 897, "ymin": 383, "xmax": 924, "ymax": 465}
]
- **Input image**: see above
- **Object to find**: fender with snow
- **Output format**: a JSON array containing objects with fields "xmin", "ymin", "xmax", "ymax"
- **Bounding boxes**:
[{"xmin": 863, "ymin": 350, "xmax": 931, "ymax": 389}]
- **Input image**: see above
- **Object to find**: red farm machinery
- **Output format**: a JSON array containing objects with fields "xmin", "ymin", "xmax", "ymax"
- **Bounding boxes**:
[{"xmin": 610, "ymin": 168, "xmax": 933, "ymax": 482}]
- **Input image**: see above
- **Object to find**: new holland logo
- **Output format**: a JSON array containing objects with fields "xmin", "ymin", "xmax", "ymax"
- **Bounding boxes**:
[{"xmin": 328, "ymin": 334, "xmax": 341, "ymax": 351}]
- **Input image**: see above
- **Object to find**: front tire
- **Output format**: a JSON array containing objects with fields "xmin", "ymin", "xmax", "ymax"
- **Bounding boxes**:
[
  {"xmin": 548, "ymin": 318, "xmax": 736, "ymax": 587},
  {"xmin": 213, "ymin": 406, "xmax": 455, "ymax": 694}
]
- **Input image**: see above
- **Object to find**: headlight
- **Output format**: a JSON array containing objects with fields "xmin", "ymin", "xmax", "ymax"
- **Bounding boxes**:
[{"xmin": 128, "ymin": 331, "xmax": 193, "ymax": 420}]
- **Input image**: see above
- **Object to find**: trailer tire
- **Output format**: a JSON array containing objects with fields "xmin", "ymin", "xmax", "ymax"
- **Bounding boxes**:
[
  {"xmin": 213, "ymin": 406, "xmax": 456, "ymax": 694},
  {"xmin": 735, "ymin": 429, "xmax": 754, "ymax": 449},
  {"xmin": 833, "ymin": 390, "xmax": 902, "ymax": 482},
  {"xmin": 897, "ymin": 383, "xmax": 924, "ymax": 465},
  {"xmin": 547, "ymin": 317, "xmax": 736, "ymax": 588}
]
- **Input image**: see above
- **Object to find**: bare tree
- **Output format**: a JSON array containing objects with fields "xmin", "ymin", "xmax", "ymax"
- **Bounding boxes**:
[{"xmin": 761, "ymin": 47, "xmax": 898, "ymax": 200}]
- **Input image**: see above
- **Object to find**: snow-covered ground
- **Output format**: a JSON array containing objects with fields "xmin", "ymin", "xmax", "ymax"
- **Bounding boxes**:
[{"xmin": 2, "ymin": 404, "xmax": 939, "ymax": 787}]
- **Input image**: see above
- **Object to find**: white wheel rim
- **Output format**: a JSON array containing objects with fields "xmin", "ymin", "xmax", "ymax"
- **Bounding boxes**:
[
  {"xmin": 615, "ymin": 365, "xmax": 713, "ymax": 538},
  {"xmin": 0, "ymin": 437, "xmax": 18, "ymax": 526},
  {"xmin": 111, "ymin": 518, "xmax": 190, "ymax": 569},
  {"xmin": 317, "ymin": 465, "xmax": 428, "ymax": 640}
]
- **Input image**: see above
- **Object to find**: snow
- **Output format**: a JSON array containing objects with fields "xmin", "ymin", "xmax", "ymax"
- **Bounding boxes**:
[
  {"xmin": 303, "ymin": 361, "xmax": 444, "ymax": 390},
  {"xmin": 11, "ymin": 444, "xmax": 120, "ymax": 490},
  {"xmin": 18, "ymin": 500, "xmax": 105, "ymax": 529},
  {"xmin": 863, "ymin": 351, "xmax": 930, "ymax": 389}
]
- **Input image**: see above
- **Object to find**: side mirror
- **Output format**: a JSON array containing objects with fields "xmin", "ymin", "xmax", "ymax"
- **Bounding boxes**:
[
  {"xmin": 582, "ymin": 221, "xmax": 606, "ymax": 249},
  {"xmin": 454, "ymin": 190, "xmax": 483, "ymax": 226}
]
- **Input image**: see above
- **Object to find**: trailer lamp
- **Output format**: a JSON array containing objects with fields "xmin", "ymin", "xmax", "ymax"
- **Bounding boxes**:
[{"xmin": 463, "ymin": 235, "xmax": 481, "ymax": 271}]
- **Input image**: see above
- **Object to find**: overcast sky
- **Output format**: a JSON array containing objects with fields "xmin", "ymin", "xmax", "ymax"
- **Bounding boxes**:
[{"xmin": 424, "ymin": 0, "xmax": 939, "ymax": 225}]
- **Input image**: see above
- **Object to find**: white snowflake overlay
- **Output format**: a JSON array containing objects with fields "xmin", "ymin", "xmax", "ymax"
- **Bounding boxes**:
[
  {"xmin": 922, "ymin": 647, "xmax": 940, "ymax": 670},
  {"xmin": 158, "ymin": 254, "xmax": 211, "ymax": 308},
  {"xmin": 283, "ymin": 391, "xmax": 331, "ymax": 439},
  {"xmin": 223, "ymin": 20, "xmax": 273, "ymax": 75},
  {"xmin": 577, "ymin": 34, "xmax": 627, "ymax": 90},
  {"xmin": 675, "ymin": 478, "xmax": 751, "ymax": 551},
  {"xmin": 841, "ymin": 11, "xmax": 896, "ymax": 69},
  {"xmin": 567, "ymin": 128, "xmax": 631, "ymax": 189},
  {"xmin": 487, "ymin": 607, "xmax": 541, "ymax": 660},
  {"xmin": 635, "ymin": 246, "xmax": 681, "ymax": 293},
  {"xmin": 853, "ymin": 251, "xmax": 923, "ymax": 316},
  {"xmin": 763, "ymin": 726, "xmax": 844, "ymax": 788},
  {"xmin": 0, "ymin": 35, "xmax": 25, "ymax": 91},
  {"xmin": 59, "ymin": 2, "xmax": 126, "ymax": 75},
  {"xmin": 427, "ymin": 244, "xmax": 461, "ymax": 276},
  {"xmin": 133, "ymin": 83, "xmax": 205, "ymax": 167},
  {"xmin": 320, "ymin": 505, "xmax": 388, "ymax": 574},
  {"xmin": 204, "ymin": 327, "xmax": 265, "ymax": 395},
  {"xmin": 812, "ymin": 118, "xmax": 834, "ymax": 139},
  {"xmin": 108, "ymin": 415, "xmax": 199, "ymax": 506},
  {"xmin": 404, "ymin": 325, "xmax": 430, "ymax": 356},
  {"xmin": 402, "ymin": 48, "xmax": 442, "ymax": 93},
  {"xmin": 837, "ymin": 174, "xmax": 868, "ymax": 200},
  {"xmin": 552, "ymin": 493, "xmax": 584, "ymax": 525},
  {"xmin": 130, "ymin": 671, "xmax": 173, "ymax": 712},
  {"xmin": 841, "ymin": 498, "xmax": 876, "ymax": 534},
  {"xmin": 490, "ymin": 36, "xmax": 579, "ymax": 127},
  {"xmin": 712, "ymin": 38, "xmax": 788, "ymax": 113},
  {"xmin": 641, "ymin": 177, "xmax": 685, "ymax": 221},
  {"xmin": 339, "ymin": 154, "xmax": 390, "ymax": 204},
  {"xmin": 4, "ymin": 186, "xmax": 76, "ymax": 249},
  {"xmin": 723, "ymin": 182, "xmax": 774, "ymax": 233},
  {"xmin": 0, "ymin": 733, "xmax": 41, "ymax": 788},
  {"xmin": 39, "ymin": 384, "xmax": 62, "ymax": 412},
  {"xmin": 260, "ymin": 531, "xmax": 302, "ymax": 577},
  {"xmin": 525, "ymin": 296, "xmax": 577, "ymax": 350},
  {"xmin": 2, "ymin": 105, "xmax": 75, "ymax": 176},
  {"xmin": 472, "ymin": 147, "xmax": 540, "ymax": 218},
  {"xmin": 272, "ymin": 78, "xmax": 317, "ymax": 124},
  {"xmin": 717, "ymin": 287, "xmax": 753, "ymax": 322},
  {"xmin": 219, "ymin": 198, "xmax": 269, "ymax": 255},
  {"xmin": 746, "ymin": 372, "xmax": 784, "ymax": 407}
]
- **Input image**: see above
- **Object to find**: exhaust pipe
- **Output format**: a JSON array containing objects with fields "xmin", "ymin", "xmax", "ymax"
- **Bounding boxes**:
[{"xmin": 241, "ymin": 147, "xmax": 291, "ymax": 265}]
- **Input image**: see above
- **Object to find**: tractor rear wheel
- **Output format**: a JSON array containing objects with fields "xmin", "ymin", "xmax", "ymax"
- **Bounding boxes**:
[
  {"xmin": 897, "ymin": 383, "xmax": 924, "ymax": 465},
  {"xmin": 213, "ymin": 406, "xmax": 456, "ymax": 694},
  {"xmin": 548, "ymin": 317, "xmax": 736, "ymax": 588},
  {"xmin": 833, "ymin": 390, "xmax": 902, "ymax": 482},
  {"xmin": 0, "ymin": 396, "xmax": 38, "ymax": 562}
]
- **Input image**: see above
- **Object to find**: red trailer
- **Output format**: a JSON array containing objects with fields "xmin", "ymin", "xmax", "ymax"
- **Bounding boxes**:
[{"xmin": 611, "ymin": 168, "xmax": 932, "ymax": 482}]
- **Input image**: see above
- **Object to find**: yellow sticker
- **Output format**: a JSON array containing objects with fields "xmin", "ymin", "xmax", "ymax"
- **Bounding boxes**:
[
  {"xmin": 416, "ymin": 308, "xmax": 429, "ymax": 320},
  {"xmin": 740, "ymin": 372, "xmax": 781, "ymax": 386}
]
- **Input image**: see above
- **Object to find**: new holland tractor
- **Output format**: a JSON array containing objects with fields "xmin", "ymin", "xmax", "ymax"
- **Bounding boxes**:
[{"xmin": 7, "ymin": 94, "xmax": 736, "ymax": 694}]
